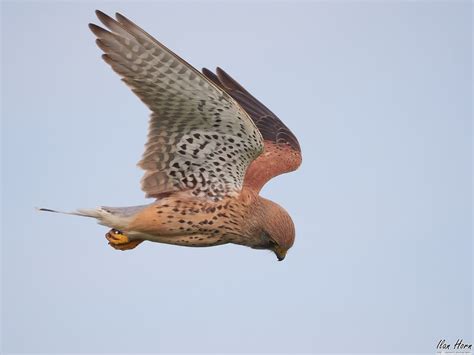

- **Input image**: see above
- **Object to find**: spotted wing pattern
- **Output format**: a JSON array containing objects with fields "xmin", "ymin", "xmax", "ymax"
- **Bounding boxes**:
[
  {"xmin": 89, "ymin": 11, "xmax": 264, "ymax": 200},
  {"xmin": 202, "ymin": 68, "xmax": 302, "ymax": 192}
]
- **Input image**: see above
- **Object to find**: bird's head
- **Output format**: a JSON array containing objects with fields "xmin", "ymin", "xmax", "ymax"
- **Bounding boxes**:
[{"xmin": 250, "ymin": 197, "xmax": 295, "ymax": 261}]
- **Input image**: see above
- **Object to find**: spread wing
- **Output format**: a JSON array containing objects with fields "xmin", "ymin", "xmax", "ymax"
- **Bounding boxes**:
[
  {"xmin": 202, "ymin": 67, "xmax": 302, "ymax": 193},
  {"xmin": 89, "ymin": 11, "xmax": 264, "ymax": 200}
]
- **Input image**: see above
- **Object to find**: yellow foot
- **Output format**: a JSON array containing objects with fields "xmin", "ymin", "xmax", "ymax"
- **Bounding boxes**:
[{"xmin": 105, "ymin": 229, "xmax": 143, "ymax": 251}]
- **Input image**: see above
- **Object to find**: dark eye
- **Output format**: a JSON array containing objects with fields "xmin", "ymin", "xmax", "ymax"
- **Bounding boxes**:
[
  {"xmin": 258, "ymin": 230, "xmax": 279, "ymax": 250},
  {"xmin": 112, "ymin": 229, "xmax": 121, "ymax": 235},
  {"xmin": 267, "ymin": 238, "xmax": 277, "ymax": 248}
]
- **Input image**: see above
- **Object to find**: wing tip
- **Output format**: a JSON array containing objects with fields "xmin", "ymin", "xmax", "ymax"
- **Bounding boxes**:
[
  {"xmin": 88, "ymin": 23, "xmax": 108, "ymax": 36},
  {"xmin": 95, "ymin": 9, "xmax": 114, "ymax": 25},
  {"xmin": 115, "ymin": 12, "xmax": 131, "ymax": 25},
  {"xmin": 95, "ymin": 9, "xmax": 106, "ymax": 18},
  {"xmin": 214, "ymin": 67, "xmax": 247, "ymax": 93},
  {"xmin": 101, "ymin": 53, "xmax": 117, "ymax": 68}
]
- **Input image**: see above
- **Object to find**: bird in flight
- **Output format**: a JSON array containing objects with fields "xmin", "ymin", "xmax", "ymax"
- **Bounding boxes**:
[{"xmin": 41, "ymin": 10, "xmax": 302, "ymax": 261}]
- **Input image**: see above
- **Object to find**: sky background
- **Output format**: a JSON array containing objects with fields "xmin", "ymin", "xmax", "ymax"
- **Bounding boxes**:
[{"xmin": 1, "ymin": 1, "xmax": 472, "ymax": 353}]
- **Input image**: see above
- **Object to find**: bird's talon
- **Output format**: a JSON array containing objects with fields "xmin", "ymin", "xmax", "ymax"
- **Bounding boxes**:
[
  {"xmin": 105, "ymin": 229, "xmax": 130, "ymax": 245},
  {"xmin": 105, "ymin": 229, "xmax": 143, "ymax": 250}
]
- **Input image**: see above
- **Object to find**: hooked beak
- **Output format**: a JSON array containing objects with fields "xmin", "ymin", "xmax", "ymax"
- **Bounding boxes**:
[{"xmin": 274, "ymin": 246, "xmax": 287, "ymax": 261}]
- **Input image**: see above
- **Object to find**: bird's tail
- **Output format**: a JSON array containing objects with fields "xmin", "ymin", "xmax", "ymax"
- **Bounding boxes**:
[
  {"xmin": 37, "ymin": 207, "xmax": 125, "ymax": 229},
  {"xmin": 37, "ymin": 205, "xmax": 148, "ymax": 229},
  {"xmin": 37, "ymin": 207, "xmax": 102, "ymax": 218}
]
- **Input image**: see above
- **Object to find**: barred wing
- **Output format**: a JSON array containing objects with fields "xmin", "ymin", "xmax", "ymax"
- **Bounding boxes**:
[
  {"xmin": 202, "ymin": 67, "xmax": 302, "ymax": 192},
  {"xmin": 90, "ymin": 11, "xmax": 263, "ymax": 200}
]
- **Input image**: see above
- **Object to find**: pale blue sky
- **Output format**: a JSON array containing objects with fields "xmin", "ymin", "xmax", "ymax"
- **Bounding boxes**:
[{"xmin": 2, "ymin": 1, "xmax": 472, "ymax": 353}]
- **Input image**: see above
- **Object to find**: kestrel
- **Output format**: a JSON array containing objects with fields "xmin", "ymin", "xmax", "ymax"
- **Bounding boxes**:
[{"xmin": 41, "ymin": 10, "xmax": 302, "ymax": 261}]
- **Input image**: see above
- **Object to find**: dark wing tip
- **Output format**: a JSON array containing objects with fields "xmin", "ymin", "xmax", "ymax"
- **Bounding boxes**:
[
  {"xmin": 115, "ymin": 12, "xmax": 130, "ymax": 24},
  {"xmin": 215, "ymin": 66, "xmax": 230, "ymax": 84},
  {"xmin": 215, "ymin": 67, "xmax": 250, "ymax": 95},
  {"xmin": 95, "ymin": 9, "xmax": 115, "ymax": 26},
  {"xmin": 202, "ymin": 67, "xmax": 219, "ymax": 81},
  {"xmin": 95, "ymin": 38, "xmax": 108, "ymax": 52},
  {"xmin": 88, "ymin": 23, "xmax": 105, "ymax": 36},
  {"xmin": 211, "ymin": 68, "xmax": 302, "ymax": 153},
  {"xmin": 215, "ymin": 66, "xmax": 225, "ymax": 76},
  {"xmin": 101, "ymin": 53, "xmax": 112, "ymax": 62},
  {"xmin": 202, "ymin": 68, "xmax": 225, "ymax": 90}
]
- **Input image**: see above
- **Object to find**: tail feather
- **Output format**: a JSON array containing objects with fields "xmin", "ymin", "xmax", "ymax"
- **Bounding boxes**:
[
  {"xmin": 37, "ymin": 204, "xmax": 149, "ymax": 229},
  {"xmin": 37, "ymin": 207, "xmax": 119, "ymax": 227},
  {"xmin": 36, "ymin": 207, "xmax": 99, "ymax": 219}
]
